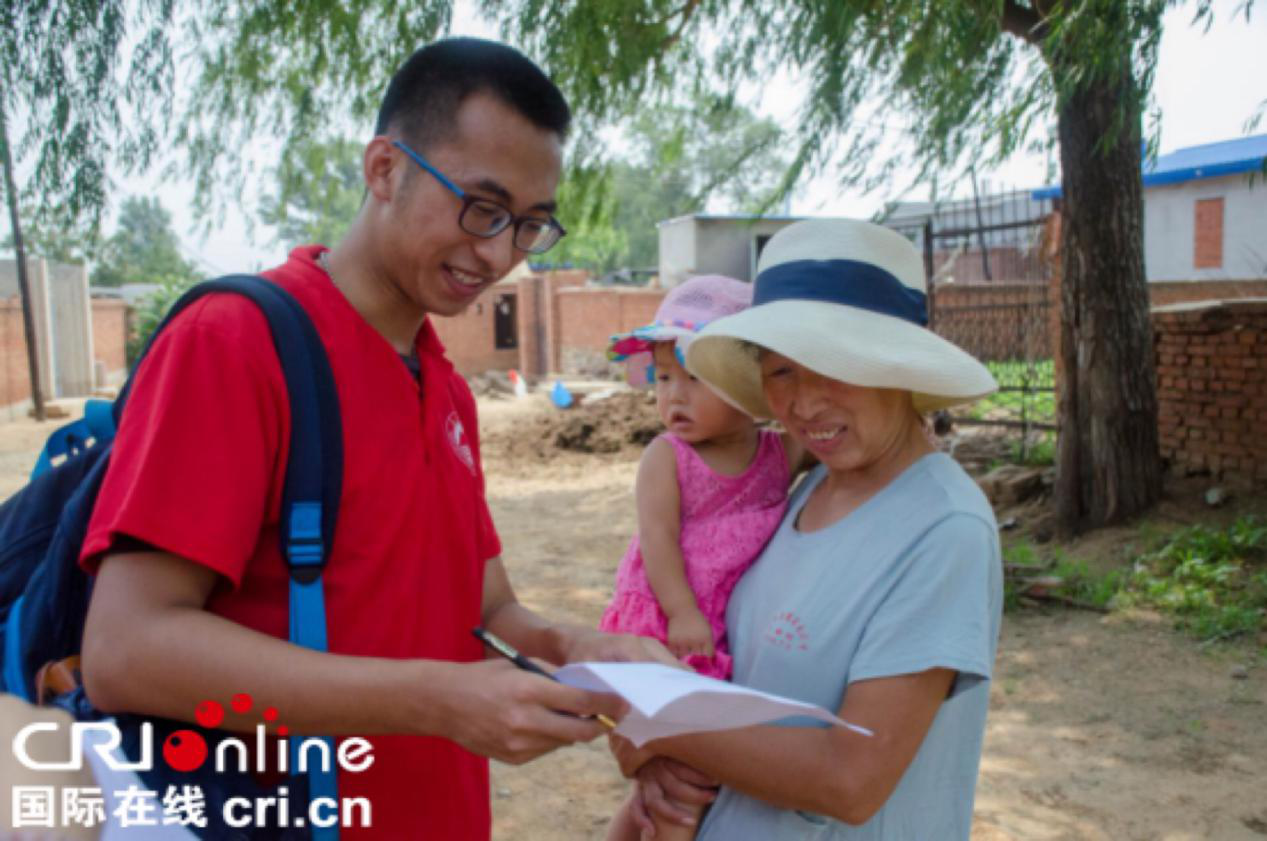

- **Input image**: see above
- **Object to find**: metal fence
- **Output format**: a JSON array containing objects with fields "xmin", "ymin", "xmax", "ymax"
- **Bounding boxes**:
[{"xmin": 883, "ymin": 189, "xmax": 1059, "ymax": 459}]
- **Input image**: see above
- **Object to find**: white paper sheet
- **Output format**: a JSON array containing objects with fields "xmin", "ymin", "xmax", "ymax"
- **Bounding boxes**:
[{"xmin": 554, "ymin": 662, "xmax": 873, "ymax": 747}]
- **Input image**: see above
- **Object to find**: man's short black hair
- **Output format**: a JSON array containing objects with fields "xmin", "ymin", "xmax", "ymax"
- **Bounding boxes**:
[{"xmin": 375, "ymin": 38, "xmax": 571, "ymax": 150}]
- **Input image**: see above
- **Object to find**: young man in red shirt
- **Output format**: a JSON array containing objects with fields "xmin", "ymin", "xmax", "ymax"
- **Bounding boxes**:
[{"xmin": 78, "ymin": 38, "xmax": 672, "ymax": 839}]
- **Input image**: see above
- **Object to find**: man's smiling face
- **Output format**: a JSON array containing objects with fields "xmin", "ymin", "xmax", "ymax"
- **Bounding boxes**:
[{"xmin": 383, "ymin": 91, "xmax": 563, "ymax": 317}]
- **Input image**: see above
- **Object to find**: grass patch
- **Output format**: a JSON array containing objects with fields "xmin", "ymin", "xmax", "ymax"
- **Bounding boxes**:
[
  {"xmin": 1120, "ymin": 516, "xmax": 1267, "ymax": 644},
  {"xmin": 1010, "ymin": 432, "xmax": 1056, "ymax": 467},
  {"xmin": 1005, "ymin": 517, "xmax": 1267, "ymax": 647},
  {"xmin": 969, "ymin": 359, "xmax": 1056, "ymax": 424},
  {"xmin": 1003, "ymin": 541, "xmax": 1124, "ymax": 613}
]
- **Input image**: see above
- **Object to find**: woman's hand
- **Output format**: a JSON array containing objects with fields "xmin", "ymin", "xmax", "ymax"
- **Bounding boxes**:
[
  {"xmin": 557, "ymin": 626, "xmax": 681, "ymax": 668},
  {"xmin": 666, "ymin": 608, "xmax": 715, "ymax": 659},
  {"xmin": 630, "ymin": 757, "xmax": 719, "ymax": 835}
]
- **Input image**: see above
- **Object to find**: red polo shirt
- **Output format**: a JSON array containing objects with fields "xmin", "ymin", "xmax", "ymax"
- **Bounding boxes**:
[{"xmin": 82, "ymin": 246, "xmax": 501, "ymax": 839}]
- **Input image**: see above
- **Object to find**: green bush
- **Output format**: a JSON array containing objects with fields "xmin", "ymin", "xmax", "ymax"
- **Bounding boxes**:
[
  {"xmin": 1121, "ymin": 517, "xmax": 1267, "ymax": 643},
  {"xmin": 127, "ymin": 273, "xmax": 200, "ymax": 363}
]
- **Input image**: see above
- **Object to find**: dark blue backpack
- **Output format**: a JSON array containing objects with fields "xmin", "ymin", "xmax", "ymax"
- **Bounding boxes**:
[{"xmin": 0, "ymin": 275, "xmax": 344, "ymax": 840}]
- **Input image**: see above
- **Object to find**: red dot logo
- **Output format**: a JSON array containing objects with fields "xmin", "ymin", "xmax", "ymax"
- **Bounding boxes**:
[
  {"xmin": 231, "ymin": 693, "xmax": 253, "ymax": 714},
  {"xmin": 263, "ymin": 707, "xmax": 278, "ymax": 722},
  {"xmin": 195, "ymin": 700, "xmax": 224, "ymax": 728},
  {"xmin": 163, "ymin": 730, "xmax": 208, "ymax": 772}
]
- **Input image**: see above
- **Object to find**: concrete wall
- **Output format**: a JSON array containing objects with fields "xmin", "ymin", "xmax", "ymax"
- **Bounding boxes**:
[
  {"xmin": 1144, "ymin": 174, "xmax": 1267, "ymax": 281},
  {"xmin": 658, "ymin": 216, "xmax": 801, "ymax": 289},
  {"xmin": 45, "ymin": 262, "xmax": 94, "ymax": 396},
  {"xmin": 1154, "ymin": 299, "xmax": 1267, "ymax": 487}
]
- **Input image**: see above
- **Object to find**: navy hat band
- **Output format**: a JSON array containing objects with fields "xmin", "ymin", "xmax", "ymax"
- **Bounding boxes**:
[{"xmin": 753, "ymin": 259, "xmax": 928, "ymax": 327}]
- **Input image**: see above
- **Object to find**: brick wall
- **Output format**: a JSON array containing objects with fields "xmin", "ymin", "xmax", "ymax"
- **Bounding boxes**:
[
  {"xmin": 1149, "ymin": 279, "xmax": 1267, "ymax": 307},
  {"xmin": 429, "ymin": 285, "xmax": 521, "ymax": 376},
  {"xmin": 1193, "ymin": 198, "xmax": 1225, "ymax": 270},
  {"xmin": 556, "ymin": 287, "xmax": 665, "ymax": 374},
  {"xmin": 1154, "ymin": 299, "xmax": 1266, "ymax": 487},
  {"xmin": 930, "ymin": 281, "xmax": 1052, "ymax": 361},
  {"xmin": 91, "ymin": 299, "xmax": 129, "ymax": 383},
  {"xmin": 0, "ymin": 299, "xmax": 32, "ymax": 407},
  {"xmin": 0, "ymin": 297, "xmax": 132, "ymax": 409}
]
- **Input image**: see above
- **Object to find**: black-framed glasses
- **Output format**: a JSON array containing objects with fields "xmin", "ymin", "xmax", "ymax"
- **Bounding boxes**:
[{"xmin": 391, "ymin": 140, "xmax": 566, "ymax": 254}]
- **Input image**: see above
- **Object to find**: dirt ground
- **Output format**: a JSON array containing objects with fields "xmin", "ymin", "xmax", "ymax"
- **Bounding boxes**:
[
  {"xmin": 3, "ymin": 394, "xmax": 1264, "ymax": 840},
  {"xmin": 474, "ymin": 392, "xmax": 1267, "ymax": 841}
]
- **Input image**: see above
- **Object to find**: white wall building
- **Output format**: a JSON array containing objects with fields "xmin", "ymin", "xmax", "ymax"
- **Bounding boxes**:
[
  {"xmin": 1036, "ymin": 134, "xmax": 1267, "ymax": 282},
  {"xmin": 656, "ymin": 215, "xmax": 808, "ymax": 289}
]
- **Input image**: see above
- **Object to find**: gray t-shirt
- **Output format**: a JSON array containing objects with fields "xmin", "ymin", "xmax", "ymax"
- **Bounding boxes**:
[{"xmin": 697, "ymin": 453, "xmax": 1002, "ymax": 841}]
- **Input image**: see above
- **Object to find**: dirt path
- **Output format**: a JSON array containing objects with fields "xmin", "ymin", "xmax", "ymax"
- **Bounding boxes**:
[
  {"xmin": 477, "ymin": 395, "xmax": 1267, "ymax": 841},
  {"xmin": 2, "ymin": 395, "xmax": 1263, "ymax": 839}
]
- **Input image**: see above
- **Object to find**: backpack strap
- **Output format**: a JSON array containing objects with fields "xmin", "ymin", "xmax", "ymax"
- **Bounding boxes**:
[{"xmin": 121, "ymin": 275, "xmax": 344, "ymax": 837}]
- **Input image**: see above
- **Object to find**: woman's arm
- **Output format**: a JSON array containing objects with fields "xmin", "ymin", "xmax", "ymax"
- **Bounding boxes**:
[
  {"xmin": 635, "ymin": 438, "xmax": 713, "ymax": 658},
  {"xmin": 632, "ymin": 667, "xmax": 955, "ymax": 828}
]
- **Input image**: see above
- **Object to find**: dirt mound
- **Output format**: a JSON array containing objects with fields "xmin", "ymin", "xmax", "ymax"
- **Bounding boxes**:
[{"xmin": 481, "ymin": 390, "xmax": 661, "ymax": 465}]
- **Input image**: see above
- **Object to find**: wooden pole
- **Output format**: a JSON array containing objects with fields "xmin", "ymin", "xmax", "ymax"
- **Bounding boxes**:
[{"xmin": 0, "ymin": 97, "xmax": 47, "ymax": 421}]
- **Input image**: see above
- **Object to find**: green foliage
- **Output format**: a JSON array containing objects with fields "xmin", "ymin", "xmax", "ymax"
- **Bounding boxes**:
[
  {"xmin": 1, "ymin": 1, "xmax": 177, "ymax": 233},
  {"xmin": 494, "ymin": 0, "xmax": 1197, "ymax": 196},
  {"xmin": 969, "ymin": 360, "xmax": 1057, "ymax": 425},
  {"xmin": 1006, "ymin": 517, "xmax": 1267, "ymax": 646},
  {"xmin": 1003, "ymin": 541, "xmax": 1125, "ymax": 612},
  {"xmin": 260, "ymin": 137, "xmax": 365, "ymax": 249},
  {"xmin": 1010, "ymin": 433, "xmax": 1056, "ymax": 467},
  {"xmin": 1, "ymin": 204, "xmax": 99, "ymax": 264},
  {"xmin": 551, "ymin": 95, "xmax": 788, "ymax": 272},
  {"xmin": 91, "ymin": 197, "xmax": 201, "ymax": 288},
  {"xmin": 1121, "ymin": 517, "xmax": 1267, "ymax": 643},
  {"xmin": 127, "ymin": 272, "xmax": 200, "ymax": 362},
  {"xmin": 176, "ymin": 0, "xmax": 454, "ymax": 220}
]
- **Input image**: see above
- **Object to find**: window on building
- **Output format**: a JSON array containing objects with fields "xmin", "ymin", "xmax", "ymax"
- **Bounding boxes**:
[
  {"xmin": 1193, "ymin": 197, "xmax": 1224, "ymax": 269},
  {"xmin": 494, "ymin": 293, "xmax": 518, "ymax": 349}
]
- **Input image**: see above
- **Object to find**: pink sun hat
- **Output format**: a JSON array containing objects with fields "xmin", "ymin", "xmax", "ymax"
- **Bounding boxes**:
[{"xmin": 607, "ymin": 274, "xmax": 753, "ymax": 387}]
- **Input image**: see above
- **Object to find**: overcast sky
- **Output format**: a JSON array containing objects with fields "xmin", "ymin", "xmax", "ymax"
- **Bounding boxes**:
[{"xmin": 14, "ymin": 1, "xmax": 1267, "ymax": 275}]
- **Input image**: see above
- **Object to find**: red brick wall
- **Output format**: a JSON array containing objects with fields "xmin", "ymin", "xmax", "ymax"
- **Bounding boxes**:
[
  {"xmin": 429, "ymin": 287, "xmax": 520, "ymax": 376},
  {"xmin": 0, "ymin": 299, "xmax": 32, "ymax": 406},
  {"xmin": 92, "ymin": 299, "xmax": 129, "ymax": 381},
  {"xmin": 0, "ymin": 297, "xmax": 131, "ymax": 407},
  {"xmin": 1154, "ymin": 300, "xmax": 1266, "ymax": 487},
  {"xmin": 1193, "ymin": 197, "xmax": 1225, "ymax": 269},
  {"xmin": 930, "ymin": 281, "xmax": 1052, "ymax": 361},
  {"xmin": 556, "ymin": 287, "xmax": 665, "ymax": 373},
  {"xmin": 1149, "ymin": 279, "xmax": 1267, "ymax": 307}
]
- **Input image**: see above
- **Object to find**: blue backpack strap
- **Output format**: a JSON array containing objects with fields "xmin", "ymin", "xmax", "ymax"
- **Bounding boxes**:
[{"xmin": 121, "ymin": 276, "xmax": 344, "ymax": 838}]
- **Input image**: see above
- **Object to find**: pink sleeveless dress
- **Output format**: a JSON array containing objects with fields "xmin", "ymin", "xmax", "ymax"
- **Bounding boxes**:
[{"xmin": 599, "ymin": 429, "xmax": 790, "ymax": 679}]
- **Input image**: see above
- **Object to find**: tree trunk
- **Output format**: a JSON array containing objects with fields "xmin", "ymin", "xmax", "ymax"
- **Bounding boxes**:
[
  {"xmin": 0, "ymin": 99, "xmax": 47, "ymax": 422},
  {"xmin": 1052, "ymin": 59, "xmax": 1161, "ymax": 534}
]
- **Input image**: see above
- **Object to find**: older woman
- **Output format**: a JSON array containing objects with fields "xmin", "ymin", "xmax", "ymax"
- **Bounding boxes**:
[{"xmin": 617, "ymin": 218, "xmax": 1003, "ymax": 840}]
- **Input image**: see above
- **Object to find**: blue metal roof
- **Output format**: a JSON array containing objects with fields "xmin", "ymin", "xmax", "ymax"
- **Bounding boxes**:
[{"xmin": 1031, "ymin": 133, "xmax": 1267, "ymax": 200}]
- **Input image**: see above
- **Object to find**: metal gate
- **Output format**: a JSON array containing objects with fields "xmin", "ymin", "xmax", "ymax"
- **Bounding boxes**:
[{"xmin": 884, "ymin": 188, "xmax": 1058, "ymax": 460}]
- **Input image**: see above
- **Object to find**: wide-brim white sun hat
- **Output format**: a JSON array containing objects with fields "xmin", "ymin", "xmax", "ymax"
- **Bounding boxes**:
[{"xmin": 685, "ymin": 218, "xmax": 998, "ymax": 418}]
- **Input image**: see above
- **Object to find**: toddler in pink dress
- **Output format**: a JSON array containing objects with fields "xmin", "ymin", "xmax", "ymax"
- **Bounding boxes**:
[{"xmin": 600, "ymin": 275, "xmax": 803, "ymax": 680}]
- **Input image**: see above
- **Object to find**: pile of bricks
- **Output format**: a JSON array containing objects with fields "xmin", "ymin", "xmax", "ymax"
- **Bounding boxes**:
[{"xmin": 1154, "ymin": 299, "xmax": 1266, "ymax": 486}]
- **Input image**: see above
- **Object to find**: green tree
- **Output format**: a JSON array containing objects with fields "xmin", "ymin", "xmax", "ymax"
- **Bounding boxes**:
[
  {"xmin": 260, "ymin": 137, "xmax": 365, "ymax": 250},
  {"xmin": 551, "ymin": 95, "xmax": 787, "ymax": 272},
  {"xmin": 495, "ymin": 0, "xmax": 1252, "ymax": 535},
  {"xmin": 1, "ymin": 204, "xmax": 99, "ymax": 264},
  {"xmin": 1, "ymin": 0, "xmax": 176, "ymax": 417},
  {"xmin": 91, "ymin": 197, "xmax": 201, "ymax": 288}
]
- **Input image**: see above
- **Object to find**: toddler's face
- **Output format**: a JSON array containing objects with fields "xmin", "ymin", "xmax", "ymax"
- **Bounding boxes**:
[{"xmin": 652, "ymin": 342, "xmax": 750, "ymax": 443}]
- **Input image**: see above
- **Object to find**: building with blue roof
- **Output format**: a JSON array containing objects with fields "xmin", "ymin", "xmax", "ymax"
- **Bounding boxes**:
[{"xmin": 1033, "ymin": 134, "xmax": 1267, "ymax": 283}]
